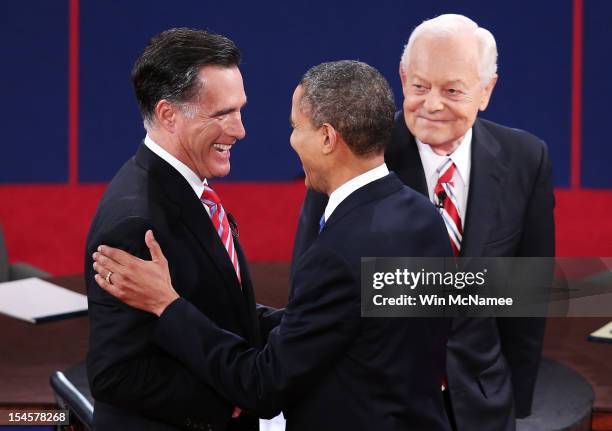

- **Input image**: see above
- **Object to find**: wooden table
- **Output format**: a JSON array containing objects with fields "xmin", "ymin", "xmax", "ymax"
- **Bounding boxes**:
[
  {"xmin": 0, "ymin": 265, "xmax": 610, "ymax": 430},
  {"xmin": 0, "ymin": 275, "xmax": 89, "ymax": 407}
]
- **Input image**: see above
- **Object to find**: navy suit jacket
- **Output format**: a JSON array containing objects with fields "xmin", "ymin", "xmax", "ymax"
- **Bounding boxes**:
[
  {"xmin": 153, "ymin": 173, "xmax": 453, "ymax": 431},
  {"xmin": 292, "ymin": 115, "xmax": 555, "ymax": 431},
  {"xmin": 85, "ymin": 144, "xmax": 280, "ymax": 431}
]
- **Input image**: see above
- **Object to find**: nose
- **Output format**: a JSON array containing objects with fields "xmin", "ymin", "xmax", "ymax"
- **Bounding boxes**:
[
  {"xmin": 423, "ymin": 90, "xmax": 444, "ymax": 113},
  {"xmin": 229, "ymin": 112, "xmax": 246, "ymax": 140},
  {"xmin": 289, "ymin": 131, "xmax": 296, "ymax": 152}
]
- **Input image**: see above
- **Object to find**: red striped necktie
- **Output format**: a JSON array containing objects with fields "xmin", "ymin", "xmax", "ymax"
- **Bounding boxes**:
[
  {"xmin": 200, "ymin": 184, "xmax": 241, "ymax": 284},
  {"xmin": 434, "ymin": 159, "xmax": 463, "ymax": 256}
]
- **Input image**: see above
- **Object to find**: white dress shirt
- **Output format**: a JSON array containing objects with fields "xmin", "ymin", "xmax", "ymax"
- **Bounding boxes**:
[
  {"xmin": 416, "ymin": 129, "xmax": 472, "ymax": 227},
  {"xmin": 144, "ymin": 135, "xmax": 211, "ymax": 216},
  {"xmin": 323, "ymin": 163, "xmax": 390, "ymax": 223}
]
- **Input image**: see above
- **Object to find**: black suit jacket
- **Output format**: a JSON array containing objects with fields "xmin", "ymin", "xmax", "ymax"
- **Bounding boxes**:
[
  {"xmin": 292, "ymin": 115, "xmax": 555, "ymax": 431},
  {"xmin": 85, "ymin": 144, "xmax": 280, "ymax": 431},
  {"xmin": 152, "ymin": 173, "xmax": 453, "ymax": 431}
]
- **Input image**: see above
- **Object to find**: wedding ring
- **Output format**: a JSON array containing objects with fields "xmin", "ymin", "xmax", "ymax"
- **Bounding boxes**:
[{"xmin": 105, "ymin": 271, "xmax": 113, "ymax": 284}]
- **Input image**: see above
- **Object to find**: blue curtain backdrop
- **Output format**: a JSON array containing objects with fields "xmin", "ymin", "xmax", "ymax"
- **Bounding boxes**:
[{"xmin": 1, "ymin": 0, "xmax": 609, "ymax": 187}]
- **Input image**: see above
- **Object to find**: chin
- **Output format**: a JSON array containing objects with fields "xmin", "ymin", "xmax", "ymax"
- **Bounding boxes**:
[
  {"xmin": 414, "ymin": 130, "xmax": 450, "ymax": 146},
  {"xmin": 212, "ymin": 164, "xmax": 231, "ymax": 178}
]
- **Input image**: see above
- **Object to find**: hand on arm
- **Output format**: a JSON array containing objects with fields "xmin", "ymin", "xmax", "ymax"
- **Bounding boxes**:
[
  {"xmin": 93, "ymin": 230, "xmax": 179, "ymax": 316},
  {"xmin": 93, "ymin": 228, "xmax": 244, "ymax": 419}
]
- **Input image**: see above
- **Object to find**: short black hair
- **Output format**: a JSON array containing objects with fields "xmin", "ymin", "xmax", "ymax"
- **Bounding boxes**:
[
  {"xmin": 131, "ymin": 28, "xmax": 241, "ymax": 126},
  {"xmin": 299, "ymin": 60, "xmax": 395, "ymax": 156}
]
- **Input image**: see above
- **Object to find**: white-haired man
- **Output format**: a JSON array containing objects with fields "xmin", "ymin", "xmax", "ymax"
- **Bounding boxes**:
[{"xmin": 292, "ymin": 14, "xmax": 555, "ymax": 431}]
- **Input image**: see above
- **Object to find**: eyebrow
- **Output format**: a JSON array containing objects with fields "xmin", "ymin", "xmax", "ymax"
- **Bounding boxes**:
[
  {"xmin": 445, "ymin": 80, "xmax": 469, "ymax": 88},
  {"xmin": 211, "ymin": 100, "xmax": 247, "ymax": 117},
  {"xmin": 289, "ymin": 115, "xmax": 294, "ymax": 127},
  {"xmin": 411, "ymin": 74, "xmax": 468, "ymax": 88}
]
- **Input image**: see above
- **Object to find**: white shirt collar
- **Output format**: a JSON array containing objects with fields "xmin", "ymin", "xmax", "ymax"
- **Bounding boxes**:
[
  {"xmin": 144, "ymin": 135, "xmax": 207, "ymax": 198},
  {"xmin": 323, "ymin": 163, "xmax": 390, "ymax": 223},
  {"xmin": 415, "ymin": 128, "xmax": 472, "ymax": 189}
]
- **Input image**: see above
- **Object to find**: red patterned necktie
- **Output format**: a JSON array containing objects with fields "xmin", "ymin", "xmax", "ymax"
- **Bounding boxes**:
[
  {"xmin": 200, "ymin": 184, "xmax": 241, "ymax": 284},
  {"xmin": 434, "ymin": 159, "xmax": 463, "ymax": 256}
]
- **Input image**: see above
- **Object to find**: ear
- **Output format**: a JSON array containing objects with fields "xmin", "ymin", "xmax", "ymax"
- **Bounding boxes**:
[
  {"xmin": 320, "ymin": 123, "xmax": 337, "ymax": 156},
  {"xmin": 399, "ymin": 62, "xmax": 409, "ymax": 96},
  {"xmin": 479, "ymin": 74, "xmax": 498, "ymax": 111},
  {"xmin": 154, "ymin": 99, "xmax": 178, "ymax": 132}
]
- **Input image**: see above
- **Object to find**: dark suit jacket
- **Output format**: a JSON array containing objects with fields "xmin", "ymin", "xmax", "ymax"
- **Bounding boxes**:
[
  {"xmin": 292, "ymin": 115, "xmax": 555, "ymax": 431},
  {"xmin": 152, "ymin": 173, "xmax": 453, "ymax": 431},
  {"xmin": 85, "ymin": 144, "xmax": 280, "ymax": 431}
]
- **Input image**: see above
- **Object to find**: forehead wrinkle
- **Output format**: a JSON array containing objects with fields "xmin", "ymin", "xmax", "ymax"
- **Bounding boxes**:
[
  {"xmin": 410, "ymin": 71, "xmax": 470, "ymax": 89},
  {"xmin": 409, "ymin": 52, "xmax": 480, "ymax": 88}
]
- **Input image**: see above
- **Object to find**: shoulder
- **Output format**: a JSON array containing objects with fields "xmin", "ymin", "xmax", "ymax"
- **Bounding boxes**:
[
  {"xmin": 319, "ymin": 180, "xmax": 450, "ymax": 258},
  {"xmin": 475, "ymin": 118, "xmax": 551, "ymax": 178},
  {"xmin": 476, "ymin": 118, "xmax": 548, "ymax": 158},
  {"xmin": 87, "ymin": 158, "xmax": 174, "ymax": 246}
]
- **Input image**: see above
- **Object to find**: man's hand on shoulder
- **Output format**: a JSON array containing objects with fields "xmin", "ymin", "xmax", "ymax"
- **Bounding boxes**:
[{"xmin": 93, "ymin": 230, "xmax": 179, "ymax": 316}]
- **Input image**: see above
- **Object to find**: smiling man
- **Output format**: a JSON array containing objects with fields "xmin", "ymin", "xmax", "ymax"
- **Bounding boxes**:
[
  {"xmin": 292, "ymin": 14, "xmax": 555, "ymax": 431},
  {"xmin": 84, "ymin": 28, "xmax": 280, "ymax": 431}
]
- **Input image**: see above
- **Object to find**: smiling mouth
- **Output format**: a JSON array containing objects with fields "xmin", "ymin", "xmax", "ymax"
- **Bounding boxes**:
[
  {"xmin": 213, "ymin": 143, "xmax": 232, "ymax": 153},
  {"xmin": 419, "ymin": 116, "xmax": 449, "ymax": 122}
]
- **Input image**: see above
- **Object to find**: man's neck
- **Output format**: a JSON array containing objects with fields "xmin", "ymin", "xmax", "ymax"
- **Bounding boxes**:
[
  {"xmin": 429, "ymin": 138, "xmax": 462, "ymax": 156},
  {"xmin": 148, "ymin": 128, "xmax": 178, "ymax": 156},
  {"xmin": 325, "ymin": 154, "xmax": 385, "ymax": 196},
  {"xmin": 148, "ymin": 128, "xmax": 203, "ymax": 180}
]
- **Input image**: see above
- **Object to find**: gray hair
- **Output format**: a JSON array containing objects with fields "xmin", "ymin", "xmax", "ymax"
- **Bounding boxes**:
[
  {"xmin": 131, "ymin": 28, "xmax": 241, "ymax": 130},
  {"xmin": 400, "ymin": 14, "xmax": 498, "ymax": 87},
  {"xmin": 299, "ymin": 60, "xmax": 395, "ymax": 156},
  {"xmin": 144, "ymin": 96, "xmax": 200, "ymax": 132}
]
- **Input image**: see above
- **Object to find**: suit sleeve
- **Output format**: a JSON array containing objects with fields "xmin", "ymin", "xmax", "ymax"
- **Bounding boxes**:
[
  {"xmin": 86, "ymin": 217, "xmax": 233, "ymax": 428},
  {"xmin": 255, "ymin": 304, "xmax": 284, "ymax": 341},
  {"xmin": 154, "ymin": 246, "xmax": 360, "ymax": 418},
  {"xmin": 496, "ymin": 140, "xmax": 555, "ymax": 417}
]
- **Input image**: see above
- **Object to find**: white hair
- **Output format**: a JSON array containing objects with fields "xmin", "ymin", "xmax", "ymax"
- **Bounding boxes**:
[{"xmin": 400, "ymin": 14, "xmax": 498, "ymax": 87}]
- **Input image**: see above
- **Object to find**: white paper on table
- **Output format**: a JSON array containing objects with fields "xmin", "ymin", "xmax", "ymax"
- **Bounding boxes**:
[
  {"xmin": 588, "ymin": 321, "xmax": 612, "ymax": 344},
  {"xmin": 0, "ymin": 277, "xmax": 88, "ymax": 323}
]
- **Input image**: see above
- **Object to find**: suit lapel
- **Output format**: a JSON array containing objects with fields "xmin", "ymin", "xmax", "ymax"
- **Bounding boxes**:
[
  {"xmin": 460, "ymin": 119, "xmax": 508, "ymax": 256},
  {"xmin": 324, "ymin": 174, "xmax": 404, "ymax": 231},
  {"xmin": 134, "ymin": 145, "xmax": 247, "ymax": 311},
  {"xmin": 173, "ymin": 186, "xmax": 248, "ymax": 318}
]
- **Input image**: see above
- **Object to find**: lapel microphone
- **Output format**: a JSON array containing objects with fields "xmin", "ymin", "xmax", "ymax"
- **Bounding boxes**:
[
  {"xmin": 227, "ymin": 213, "xmax": 239, "ymax": 239},
  {"xmin": 435, "ymin": 190, "xmax": 447, "ymax": 209}
]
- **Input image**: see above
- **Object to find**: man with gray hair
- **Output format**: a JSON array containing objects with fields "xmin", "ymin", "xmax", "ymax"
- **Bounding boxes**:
[
  {"xmin": 91, "ymin": 60, "xmax": 455, "ymax": 430},
  {"xmin": 293, "ymin": 14, "xmax": 554, "ymax": 431}
]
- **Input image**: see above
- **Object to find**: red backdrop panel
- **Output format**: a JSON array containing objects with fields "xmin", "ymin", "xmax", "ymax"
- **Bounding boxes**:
[{"xmin": 0, "ymin": 184, "xmax": 609, "ymax": 275}]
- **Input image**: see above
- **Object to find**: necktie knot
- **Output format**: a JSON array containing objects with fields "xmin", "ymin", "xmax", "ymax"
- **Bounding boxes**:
[
  {"xmin": 201, "ymin": 184, "xmax": 221, "ymax": 204},
  {"xmin": 319, "ymin": 214, "xmax": 326, "ymax": 234},
  {"xmin": 201, "ymin": 184, "xmax": 222, "ymax": 216}
]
